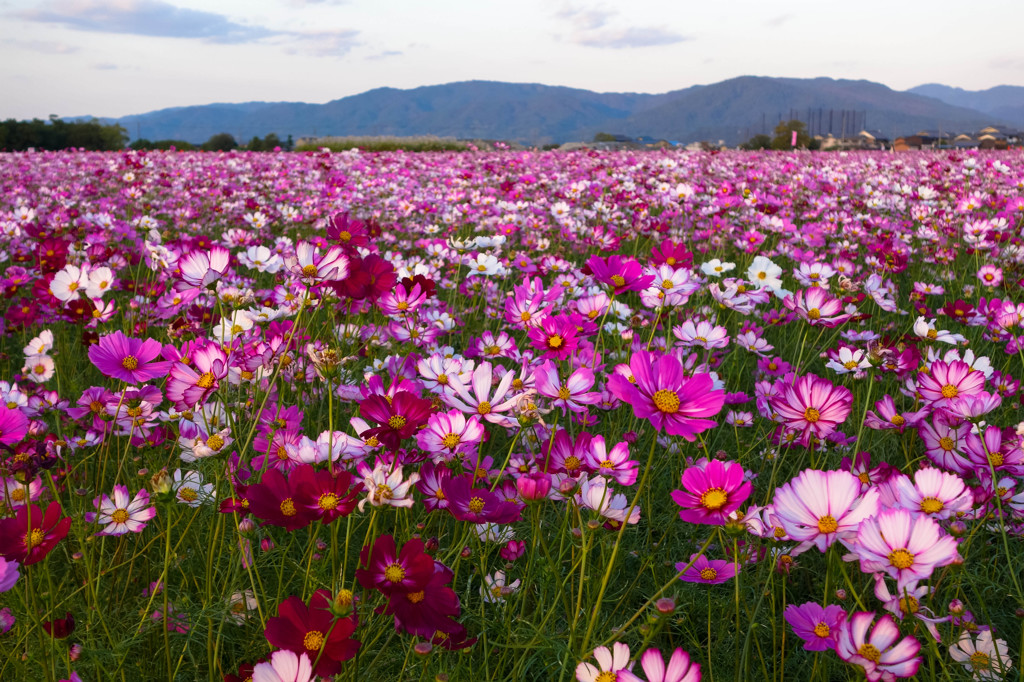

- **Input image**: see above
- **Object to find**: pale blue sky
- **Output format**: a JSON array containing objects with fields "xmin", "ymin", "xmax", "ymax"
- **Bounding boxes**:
[{"xmin": 2, "ymin": 0, "xmax": 1023, "ymax": 119}]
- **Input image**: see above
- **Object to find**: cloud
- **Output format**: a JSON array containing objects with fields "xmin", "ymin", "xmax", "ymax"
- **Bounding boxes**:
[
  {"xmin": 574, "ymin": 27, "xmax": 687, "ymax": 49},
  {"xmin": 365, "ymin": 49, "xmax": 402, "ymax": 61},
  {"xmin": 15, "ymin": 0, "xmax": 360, "ymax": 56},
  {"xmin": 93, "ymin": 62, "xmax": 118, "ymax": 70},
  {"xmin": 556, "ymin": 3, "xmax": 687, "ymax": 49},
  {"xmin": 556, "ymin": 4, "xmax": 614, "ymax": 30},
  {"xmin": 763, "ymin": 14, "xmax": 793, "ymax": 28},
  {"xmin": 3, "ymin": 38, "xmax": 80, "ymax": 53},
  {"xmin": 19, "ymin": 0, "xmax": 276, "ymax": 43}
]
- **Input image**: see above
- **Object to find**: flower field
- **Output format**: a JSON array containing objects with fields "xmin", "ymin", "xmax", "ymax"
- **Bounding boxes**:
[{"xmin": 0, "ymin": 147, "xmax": 1022, "ymax": 681}]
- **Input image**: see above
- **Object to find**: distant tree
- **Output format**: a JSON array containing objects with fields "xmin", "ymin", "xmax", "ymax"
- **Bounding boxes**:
[
  {"xmin": 131, "ymin": 139, "xmax": 196, "ymax": 151},
  {"xmin": 771, "ymin": 120, "xmax": 810, "ymax": 150},
  {"xmin": 263, "ymin": 133, "xmax": 282, "ymax": 150},
  {"xmin": 0, "ymin": 117, "xmax": 126, "ymax": 151},
  {"xmin": 285, "ymin": 134, "xmax": 294, "ymax": 151},
  {"xmin": 593, "ymin": 132, "xmax": 618, "ymax": 142},
  {"xmin": 740, "ymin": 134, "xmax": 772, "ymax": 150},
  {"xmin": 201, "ymin": 133, "xmax": 238, "ymax": 152}
]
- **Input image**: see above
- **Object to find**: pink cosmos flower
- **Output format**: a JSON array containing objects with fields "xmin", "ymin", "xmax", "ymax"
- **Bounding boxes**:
[
  {"xmin": 0, "ymin": 405, "xmax": 29, "ymax": 446},
  {"xmin": 252, "ymin": 650, "xmax": 314, "ymax": 682},
  {"xmin": 175, "ymin": 245, "xmax": 230, "ymax": 291},
  {"xmin": 670, "ymin": 459, "xmax": 752, "ymax": 526},
  {"xmin": 86, "ymin": 485, "xmax": 157, "ymax": 536},
  {"xmin": 769, "ymin": 374, "xmax": 852, "ymax": 447},
  {"xmin": 533, "ymin": 361, "xmax": 600, "ymax": 414},
  {"xmin": 415, "ymin": 410, "xmax": 485, "ymax": 462},
  {"xmin": 853, "ymin": 508, "xmax": 959, "ymax": 588},
  {"xmin": 527, "ymin": 315, "xmax": 580, "ymax": 360},
  {"xmin": 677, "ymin": 553, "xmax": 737, "ymax": 585},
  {"xmin": 637, "ymin": 647, "xmax": 701, "ymax": 682},
  {"xmin": 88, "ymin": 331, "xmax": 171, "ymax": 385},
  {"xmin": 916, "ymin": 360, "xmax": 986, "ymax": 408},
  {"xmin": 166, "ymin": 341, "xmax": 229, "ymax": 410},
  {"xmin": 287, "ymin": 242, "xmax": 349, "ymax": 286},
  {"xmin": 836, "ymin": 612, "xmax": 921, "ymax": 681},
  {"xmin": 607, "ymin": 351, "xmax": 724, "ymax": 441},
  {"xmin": 772, "ymin": 469, "xmax": 880, "ymax": 555},
  {"xmin": 585, "ymin": 255, "xmax": 655, "ymax": 294},
  {"xmin": 890, "ymin": 468, "xmax": 973, "ymax": 520},
  {"xmin": 783, "ymin": 287, "xmax": 852, "ymax": 327},
  {"xmin": 576, "ymin": 642, "xmax": 640, "ymax": 682},
  {"xmin": 583, "ymin": 435, "xmax": 638, "ymax": 486},
  {"xmin": 784, "ymin": 602, "xmax": 846, "ymax": 651},
  {"xmin": 0, "ymin": 557, "xmax": 19, "ymax": 592},
  {"xmin": 441, "ymin": 361, "xmax": 521, "ymax": 427}
]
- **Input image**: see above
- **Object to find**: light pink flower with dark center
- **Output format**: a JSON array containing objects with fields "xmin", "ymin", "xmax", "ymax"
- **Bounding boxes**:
[
  {"xmin": 836, "ymin": 612, "xmax": 921, "ymax": 681},
  {"xmin": 769, "ymin": 373, "xmax": 852, "ymax": 447},
  {"xmin": 916, "ymin": 360, "xmax": 986, "ymax": 408},
  {"xmin": 853, "ymin": 508, "xmax": 959, "ymax": 589},
  {"xmin": 772, "ymin": 469, "xmax": 879, "ymax": 555}
]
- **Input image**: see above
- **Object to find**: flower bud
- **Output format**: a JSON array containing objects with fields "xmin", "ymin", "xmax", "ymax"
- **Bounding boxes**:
[
  {"xmin": 948, "ymin": 520, "xmax": 967, "ymax": 537},
  {"xmin": 655, "ymin": 597, "xmax": 676, "ymax": 615},
  {"xmin": 516, "ymin": 472, "xmax": 551, "ymax": 501},
  {"xmin": 949, "ymin": 599, "xmax": 965, "ymax": 616},
  {"xmin": 150, "ymin": 468, "xmax": 171, "ymax": 495},
  {"xmin": 460, "ymin": 546, "xmax": 472, "ymax": 559},
  {"xmin": 835, "ymin": 589, "xmax": 847, "ymax": 601}
]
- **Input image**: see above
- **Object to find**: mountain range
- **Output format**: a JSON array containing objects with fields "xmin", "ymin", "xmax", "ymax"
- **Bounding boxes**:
[{"xmin": 78, "ymin": 77, "xmax": 1024, "ymax": 147}]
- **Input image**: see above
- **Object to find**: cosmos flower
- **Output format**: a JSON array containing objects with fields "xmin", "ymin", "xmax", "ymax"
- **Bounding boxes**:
[
  {"xmin": 263, "ymin": 589, "xmax": 359, "ymax": 678},
  {"xmin": 636, "ymin": 647, "xmax": 701, "ymax": 682},
  {"xmin": 175, "ymin": 245, "xmax": 231, "ymax": 291},
  {"xmin": 676, "ymin": 554, "xmax": 737, "ymax": 585},
  {"xmin": 576, "ymin": 643, "xmax": 639, "ymax": 682},
  {"xmin": 0, "ymin": 557, "xmax": 19, "ymax": 592},
  {"xmin": 356, "ymin": 535, "xmax": 434, "ymax": 596},
  {"xmin": 606, "ymin": 350, "xmax": 724, "ymax": 441},
  {"xmin": 670, "ymin": 459, "xmax": 752, "ymax": 526},
  {"xmin": 784, "ymin": 602, "xmax": 846, "ymax": 651},
  {"xmin": 0, "ymin": 502, "xmax": 72, "ymax": 565},
  {"xmin": 948, "ymin": 630, "xmax": 1014, "ymax": 680},
  {"xmin": 251, "ymin": 650, "xmax": 315, "ymax": 682},
  {"xmin": 87, "ymin": 485, "xmax": 157, "ymax": 536},
  {"xmin": 88, "ymin": 331, "xmax": 171, "ymax": 384},
  {"xmin": 768, "ymin": 374, "xmax": 853, "ymax": 447},
  {"xmin": 0, "ymin": 405, "xmax": 29, "ymax": 446},
  {"xmin": 836, "ymin": 612, "xmax": 921, "ymax": 681},
  {"xmin": 772, "ymin": 469, "xmax": 880, "ymax": 555},
  {"xmin": 852, "ymin": 508, "xmax": 959, "ymax": 588}
]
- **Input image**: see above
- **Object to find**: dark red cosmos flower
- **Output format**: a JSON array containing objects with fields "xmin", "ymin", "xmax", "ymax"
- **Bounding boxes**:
[
  {"xmin": 326, "ymin": 212, "xmax": 370, "ymax": 251},
  {"xmin": 292, "ymin": 466, "xmax": 362, "ymax": 524},
  {"xmin": 941, "ymin": 299, "xmax": 975, "ymax": 323},
  {"xmin": 245, "ymin": 468, "xmax": 314, "ymax": 532},
  {"xmin": 0, "ymin": 502, "xmax": 72, "ymax": 565},
  {"xmin": 432, "ymin": 625, "xmax": 477, "ymax": 650},
  {"xmin": 382, "ymin": 562, "xmax": 462, "ymax": 638},
  {"xmin": 650, "ymin": 239, "xmax": 693, "ymax": 269},
  {"xmin": 358, "ymin": 391, "xmax": 433, "ymax": 450},
  {"xmin": 222, "ymin": 661, "xmax": 257, "ymax": 682},
  {"xmin": 264, "ymin": 589, "xmax": 359, "ymax": 678},
  {"xmin": 43, "ymin": 612, "xmax": 75, "ymax": 638},
  {"xmin": 356, "ymin": 535, "xmax": 434, "ymax": 596},
  {"xmin": 330, "ymin": 253, "xmax": 397, "ymax": 302},
  {"xmin": 441, "ymin": 475, "xmax": 523, "ymax": 525},
  {"xmin": 6, "ymin": 298, "xmax": 39, "ymax": 328},
  {"xmin": 584, "ymin": 254, "xmax": 655, "ymax": 294},
  {"xmin": 400, "ymin": 275, "xmax": 437, "ymax": 299}
]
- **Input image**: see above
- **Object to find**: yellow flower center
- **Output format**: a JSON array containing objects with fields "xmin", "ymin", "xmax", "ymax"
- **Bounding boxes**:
[
  {"xmin": 468, "ymin": 497, "xmax": 485, "ymax": 514},
  {"xmin": 407, "ymin": 590, "xmax": 425, "ymax": 604},
  {"xmin": 303, "ymin": 630, "xmax": 324, "ymax": 652},
  {"xmin": 375, "ymin": 484, "xmax": 393, "ymax": 500},
  {"xmin": 318, "ymin": 493, "xmax": 338, "ymax": 510},
  {"xmin": 817, "ymin": 515, "xmax": 838, "ymax": 533},
  {"xmin": 121, "ymin": 355, "xmax": 139, "ymax": 371},
  {"xmin": 548, "ymin": 335, "xmax": 564, "ymax": 349},
  {"xmin": 178, "ymin": 487, "xmax": 198, "ymax": 502},
  {"xmin": 388, "ymin": 415, "xmax": 407, "ymax": 430},
  {"xmin": 24, "ymin": 528, "xmax": 45, "ymax": 549},
  {"xmin": 843, "ymin": 360, "xmax": 858, "ymax": 370},
  {"xmin": 699, "ymin": 567, "xmax": 718, "ymax": 581},
  {"xmin": 280, "ymin": 498, "xmax": 296, "ymax": 517},
  {"xmin": 989, "ymin": 452, "xmax": 1004, "ymax": 466},
  {"xmin": 301, "ymin": 264, "xmax": 318, "ymax": 277},
  {"xmin": 700, "ymin": 488, "xmax": 728, "ymax": 511},
  {"xmin": 899, "ymin": 596, "xmax": 920, "ymax": 614},
  {"xmin": 888, "ymin": 548, "xmax": 914, "ymax": 570},
  {"xmin": 557, "ymin": 385, "xmax": 572, "ymax": 400},
  {"xmin": 938, "ymin": 436, "xmax": 955, "ymax": 451},
  {"xmin": 196, "ymin": 372, "xmax": 216, "ymax": 389},
  {"xmin": 940, "ymin": 384, "xmax": 958, "ymax": 399},
  {"xmin": 652, "ymin": 389, "xmax": 680, "ymax": 414},
  {"xmin": 969, "ymin": 651, "xmax": 992, "ymax": 670},
  {"xmin": 206, "ymin": 434, "xmax": 225, "ymax": 451},
  {"xmin": 813, "ymin": 623, "xmax": 830, "ymax": 638},
  {"xmin": 111, "ymin": 509, "xmax": 130, "ymax": 524},
  {"xmin": 804, "ymin": 407, "xmax": 820, "ymax": 423},
  {"xmin": 436, "ymin": 373, "xmax": 448, "ymax": 385},
  {"xmin": 564, "ymin": 455, "xmax": 582, "ymax": 472},
  {"xmin": 610, "ymin": 275, "xmax": 626, "ymax": 288},
  {"xmin": 595, "ymin": 672, "xmax": 618, "ymax": 682},
  {"xmin": 384, "ymin": 563, "xmax": 406, "ymax": 583},
  {"xmin": 920, "ymin": 497, "xmax": 944, "ymax": 514},
  {"xmin": 441, "ymin": 433, "xmax": 461, "ymax": 449},
  {"xmin": 807, "ymin": 308, "xmax": 821, "ymax": 320},
  {"xmin": 890, "ymin": 414, "xmax": 905, "ymax": 426},
  {"xmin": 926, "ymin": 329, "xmax": 938, "ymax": 340},
  {"xmin": 10, "ymin": 489, "xmax": 25, "ymax": 502},
  {"xmin": 858, "ymin": 643, "xmax": 881, "ymax": 663},
  {"xmin": 477, "ymin": 401, "xmax": 492, "ymax": 415}
]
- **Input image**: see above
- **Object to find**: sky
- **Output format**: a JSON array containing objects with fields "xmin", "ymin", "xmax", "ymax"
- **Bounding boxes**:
[{"xmin": 2, "ymin": 0, "xmax": 1024, "ymax": 120}]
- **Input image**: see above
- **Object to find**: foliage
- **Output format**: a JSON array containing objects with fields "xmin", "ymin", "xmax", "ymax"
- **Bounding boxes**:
[
  {"xmin": 201, "ymin": 132, "xmax": 239, "ymax": 152},
  {"xmin": 0, "ymin": 117, "xmax": 128, "ymax": 151},
  {"xmin": 771, "ymin": 119, "xmax": 811, "ymax": 150}
]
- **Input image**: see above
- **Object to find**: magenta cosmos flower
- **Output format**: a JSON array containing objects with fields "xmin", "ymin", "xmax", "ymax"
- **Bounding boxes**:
[
  {"xmin": 585, "ymin": 255, "xmax": 655, "ymax": 295},
  {"xmin": 607, "ymin": 351, "xmax": 724, "ymax": 441},
  {"xmin": 86, "ymin": 485, "xmax": 157, "ymax": 536},
  {"xmin": 784, "ymin": 602, "xmax": 846, "ymax": 651},
  {"xmin": 670, "ymin": 459, "xmax": 752, "ymax": 525},
  {"xmin": 0, "ymin": 405, "xmax": 29, "ymax": 446},
  {"xmin": 853, "ymin": 508, "xmax": 959, "ymax": 588},
  {"xmin": 677, "ymin": 553, "xmax": 737, "ymax": 585},
  {"xmin": 88, "ymin": 331, "xmax": 171, "ymax": 384},
  {"xmin": 772, "ymin": 469, "xmax": 880, "ymax": 555},
  {"xmin": 769, "ymin": 373, "xmax": 852, "ymax": 446},
  {"xmin": 836, "ymin": 612, "xmax": 921, "ymax": 681},
  {"xmin": 916, "ymin": 360, "xmax": 986, "ymax": 408}
]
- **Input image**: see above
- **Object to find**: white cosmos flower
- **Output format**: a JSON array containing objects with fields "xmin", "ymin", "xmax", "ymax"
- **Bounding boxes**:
[
  {"xmin": 22, "ymin": 330, "xmax": 54, "ymax": 357},
  {"xmin": 949, "ymin": 630, "xmax": 1013, "ymax": 680},
  {"xmin": 50, "ymin": 264, "xmax": 88, "ymax": 302},
  {"xmin": 700, "ymin": 259, "xmax": 735, "ymax": 277},
  {"xmin": 21, "ymin": 355, "xmax": 54, "ymax": 384},
  {"xmin": 86, "ymin": 266, "xmax": 115, "ymax": 300}
]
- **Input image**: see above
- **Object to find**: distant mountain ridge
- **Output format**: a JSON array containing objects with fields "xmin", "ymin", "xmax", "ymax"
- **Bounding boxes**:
[
  {"xmin": 75, "ymin": 77, "xmax": 1018, "ymax": 146},
  {"xmin": 906, "ymin": 84, "xmax": 1024, "ymax": 129}
]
